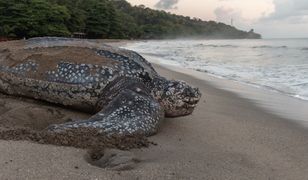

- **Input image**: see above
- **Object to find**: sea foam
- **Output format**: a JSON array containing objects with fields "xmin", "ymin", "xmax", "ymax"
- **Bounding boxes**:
[{"xmin": 122, "ymin": 39, "xmax": 308, "ymax": 101}]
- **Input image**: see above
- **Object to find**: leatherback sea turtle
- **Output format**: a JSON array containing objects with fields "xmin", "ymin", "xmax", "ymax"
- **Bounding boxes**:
[{"xmin": 0, "ymin": 37, "xmax": 201, "ymax": 136}]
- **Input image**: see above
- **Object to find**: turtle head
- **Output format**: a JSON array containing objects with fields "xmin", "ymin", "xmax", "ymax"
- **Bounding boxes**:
[{"xmin": 153, "ymin": 78, "xmax": 201, "ymax": 117}]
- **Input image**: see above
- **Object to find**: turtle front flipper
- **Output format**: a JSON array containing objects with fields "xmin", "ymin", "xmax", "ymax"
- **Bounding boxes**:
[{"xmin": 47, "ymin": 81, "xmax": 164, "ymax": 137}]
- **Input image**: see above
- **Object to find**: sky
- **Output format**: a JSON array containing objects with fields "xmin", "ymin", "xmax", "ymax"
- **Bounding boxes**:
[{"xmin": 127, "ymin": 0, "xmax": 308, "ymax": 38}]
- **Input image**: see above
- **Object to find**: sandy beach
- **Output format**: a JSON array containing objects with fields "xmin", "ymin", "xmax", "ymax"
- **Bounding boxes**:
[{"xmin": 0, "ymin": 52, "xmax": 307, "ymax": 179}]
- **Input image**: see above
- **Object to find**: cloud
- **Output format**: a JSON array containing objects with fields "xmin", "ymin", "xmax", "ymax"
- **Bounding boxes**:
[
  {"xmin": 155, "ymin": 0, "xmax": 179, "ymax": 10},
  {"xmin": 128, "ymin": 0, "xmax": 308, "ymax": 37},
  {"xmin": 263, "ymin": 0, "xmax": 308, "ymax": 22},
  {"xmin": 213, "ymin": 0, "xmax": 308, "ymax": 37},
  {"xmin": 255, "ymin": 0, "xmax": 308, "ymax": 37},
  {"xmin": 213, "ymin": 0, "xmax": 275, "ymax": 30},
  {"xmin": 214, "ymin": 7, "xmax": 242, "ymax": 24},
  {"xmin": 214, "ymin": 0, "xmax": 308, "ymax": 38}
]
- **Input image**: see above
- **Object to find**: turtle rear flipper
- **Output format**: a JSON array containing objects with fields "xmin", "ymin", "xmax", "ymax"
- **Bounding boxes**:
[{"xmin": 47, "ymin": 84, "xmax": 164, "ymax": 136}]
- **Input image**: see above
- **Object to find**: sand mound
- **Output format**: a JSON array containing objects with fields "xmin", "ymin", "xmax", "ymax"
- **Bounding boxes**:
[
  {"xmin": 0, "ymin": 93, "xmax": 152, "ymax": 151},
  {"xmin": 0, "ymin": 128, "xmax": 151, "ymax": 150}
]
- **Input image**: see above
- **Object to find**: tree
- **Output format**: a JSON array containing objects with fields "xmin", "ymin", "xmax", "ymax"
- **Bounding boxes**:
[
  {"xmin": 27, "ymin": 0, "xmax": 71, "ymax": 37},
  {"xmin": 0, "ymin": 0, "xmax": 261, "ymax": 39},
  {"xmin": 0, "ymin": 0, "xmax": 29, "ymax": 37},
  {"xmin": 0, "ymin": 0, "xmax": 71, "ymax": 38},
  {"xmin": 84, "ymin": 0, "xmax": 111, "ymax": 38}
]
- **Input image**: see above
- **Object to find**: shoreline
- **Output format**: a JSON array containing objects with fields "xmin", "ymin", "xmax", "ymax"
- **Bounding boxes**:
[
  {"xmin": 117, "ymin": 40, "xmax": 308, "ymax": 128},
  {"xmin": 0, "ymin": 64, "xmax": 307, "ymax": 179},
  {"xmin": 0, "ymin": 42, "xmax": 307, "ymax": 179},
  {"xmin": 132, "ymin": 64, "xmax": 308, "ymax": 179},
  {"xmin": 131, "ymin": 64, "xmax": 308, "ymax": 179},
  {"xmin": 152, "ymin": 63, "xmax": 308, "ymax": 131},
  {"xmin": 144, "ymin": 55, "xmax": 308, "ymax": 128},
  {"xmin": 142, "ymin": 52, "xmax": 308, "ymax": 102}
]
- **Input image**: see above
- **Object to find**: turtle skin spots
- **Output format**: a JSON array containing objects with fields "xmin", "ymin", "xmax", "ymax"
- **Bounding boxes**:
[
  {"xmin": 46, "ymin": 62, "xmax": 117, "ymax": 86},
  {"xmin": 97, "ymin": 50, "xmax": 152, "ymax": 83},
  {"xmin": 48, "ymin": 86, "xmax": 164, "ymax": 136},
  {"xmin": 0, "ymin": 61, "xmax": 38, "ymax": 76},
  {"xmin": 0, "ymin": 37, "xmax": 201, "ymax": 137}
]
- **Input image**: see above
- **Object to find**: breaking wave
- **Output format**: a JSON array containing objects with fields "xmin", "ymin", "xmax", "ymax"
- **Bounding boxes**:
[
  {"xmin": 301, "ymin": 47, "xmax": 308, "ymax": 51},
  {"xmin": 195, "ymin": 44, "xmax": 239, "ymax": 48},
  {"xmin": 251, "ymin": 45, "xmax": 288, "ymax": 49},
  {"xmin": 123, "ymin": 39, "xmax": 308, "ymax": 101}
]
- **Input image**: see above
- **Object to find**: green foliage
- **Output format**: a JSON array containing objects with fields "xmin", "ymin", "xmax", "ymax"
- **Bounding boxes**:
[
  {"xmin": 0, "ymin": 0, "xmax": 71, "ymax": 38},
  {"xmin": 85, "ymin": 1, "xmax": 110, "ymax": 38},
  {"xmin": 0, "ymin": 0, "xmax": 261, "ymax": 39}
]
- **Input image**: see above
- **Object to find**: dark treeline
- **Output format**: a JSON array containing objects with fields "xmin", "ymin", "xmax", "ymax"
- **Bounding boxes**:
[{"xmin": 0, "ymin": 0, "xmax": 261, "ymax": 39}]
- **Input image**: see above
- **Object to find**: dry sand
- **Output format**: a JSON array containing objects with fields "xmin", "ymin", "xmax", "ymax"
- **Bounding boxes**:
[{"xmin": 0, "ymin": 63, "xmax": 307, "ymax": 179}]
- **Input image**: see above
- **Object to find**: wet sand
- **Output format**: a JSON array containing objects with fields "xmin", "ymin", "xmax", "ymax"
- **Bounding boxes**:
[{"xmin": 0, "ymin": 62, "xmax": 308, "ymax": 179}]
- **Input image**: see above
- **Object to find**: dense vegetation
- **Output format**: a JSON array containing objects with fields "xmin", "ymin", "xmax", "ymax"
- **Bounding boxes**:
[{"xmin": 0, "ymin": 0, "xmax": 261, "ymax": 39}]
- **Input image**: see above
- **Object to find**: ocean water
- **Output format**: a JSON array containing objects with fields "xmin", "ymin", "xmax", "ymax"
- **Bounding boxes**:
[{"xmin": 122, "ymin": 39, "xmax": 308, "ymax": 101}]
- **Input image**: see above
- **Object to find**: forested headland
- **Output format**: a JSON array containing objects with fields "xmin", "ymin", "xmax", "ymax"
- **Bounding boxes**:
[{"xmin": 0, "ymin": 0, "xmax": 261, "ymax": 39}]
